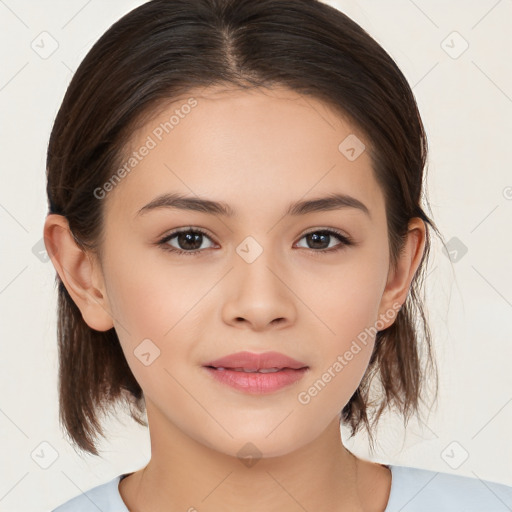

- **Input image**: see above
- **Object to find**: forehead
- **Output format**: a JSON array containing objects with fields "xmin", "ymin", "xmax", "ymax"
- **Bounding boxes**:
[{"xmin": 104, "ymin": 85, "xmax": 384, "ymax": 223}]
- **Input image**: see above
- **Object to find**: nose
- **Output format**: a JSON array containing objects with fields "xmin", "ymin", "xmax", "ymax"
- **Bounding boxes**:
[{"xmin": 221, "ymin": 247, "xmax": 297, "ymax": 331}]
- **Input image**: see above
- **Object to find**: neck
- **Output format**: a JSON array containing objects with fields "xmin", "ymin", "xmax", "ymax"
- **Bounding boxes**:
[{"xmin": 120, "ymin": 403, "xmax": 375, "ymax": 512}]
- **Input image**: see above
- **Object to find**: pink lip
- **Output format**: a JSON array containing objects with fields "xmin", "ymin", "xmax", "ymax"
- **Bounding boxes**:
[
  {"xmin": 203, "ymin": 350, "xmax": 307, "ymax": 370},
  {"xmin": 202, "ymin": 351, "xmax": 309, "ymax": 394}
]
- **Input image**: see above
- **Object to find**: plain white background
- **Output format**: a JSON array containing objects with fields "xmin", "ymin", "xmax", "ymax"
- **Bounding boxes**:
[{"xmin": 0, "ymin": 1, "xmax": 511, "ymax": 510}]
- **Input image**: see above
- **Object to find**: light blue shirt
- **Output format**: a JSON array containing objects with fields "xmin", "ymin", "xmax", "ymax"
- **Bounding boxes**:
[{"xmin": 52, "ymin": 464, "xmax": 512, "ymax": 511}]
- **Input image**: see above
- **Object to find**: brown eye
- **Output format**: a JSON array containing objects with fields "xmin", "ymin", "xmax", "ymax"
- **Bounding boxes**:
[
  {"xmin": 159, "ymin": 228, "xmax": 216, "ymax": 255},
  {"xmin": 157, "ymin": 227, "xmax": 353, "ymax": 257},
  {"xmin": 295, "ymin": 229, "xmax": 353, "ymax": 253}
]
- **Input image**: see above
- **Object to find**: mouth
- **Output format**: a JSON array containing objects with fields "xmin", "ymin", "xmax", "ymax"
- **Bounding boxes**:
[
  {"xmin": 203, "ymin": 365, "xmax": 309, "ymax": 394},
  {"xmin": 205, "ymin": 366, "xmax": 305, "ymax": 373},
  {"xmin": 201, "ymin": 351, "xmax": 309, "ymax": 394},
  {"xmin": 203, "ymin": 350, "xmax": 307, "ymax": 371}
]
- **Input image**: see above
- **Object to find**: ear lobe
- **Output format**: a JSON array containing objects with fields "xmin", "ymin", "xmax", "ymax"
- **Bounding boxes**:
[
  {"xmin": 378, "ymin": 218, "xmax": 427, "ymax": 328},
  {"xmin": 43, "ymin": 214, "xmax": 114, "ymax": 332}
]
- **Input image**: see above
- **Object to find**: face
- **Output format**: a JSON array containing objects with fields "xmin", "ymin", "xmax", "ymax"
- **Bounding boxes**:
[{"xmin": 94, "ymin": 85, "xmax": 399, "ymax": 458}]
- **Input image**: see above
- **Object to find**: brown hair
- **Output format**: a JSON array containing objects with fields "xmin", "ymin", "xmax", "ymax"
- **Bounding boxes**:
[{"xmin": 46, "ymin": 0, "xmax": 443, "ymax": 457}]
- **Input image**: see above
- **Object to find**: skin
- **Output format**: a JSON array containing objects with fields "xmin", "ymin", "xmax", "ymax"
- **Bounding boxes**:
[{"xmin": 44, "ymin": 85, "xmax": 426, "ymax": 511}]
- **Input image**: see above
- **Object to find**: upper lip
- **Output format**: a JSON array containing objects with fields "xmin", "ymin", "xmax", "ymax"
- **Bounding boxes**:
[{"xmin": 203, "ymin": 351, "xmax": 308, "ymax": 370}]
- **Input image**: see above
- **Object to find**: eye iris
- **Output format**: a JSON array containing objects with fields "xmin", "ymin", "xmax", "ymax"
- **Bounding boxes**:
[
  {"xmin": 307, "ymin": 232, "xmax": 330, "ymax": 249},
  {"xmin": 178, "ymin": 231, "xmax": 202, "ymax": 250},
  {"xmin": 167, "ymin": 229, "xmax": 341, "ymax": 253}
]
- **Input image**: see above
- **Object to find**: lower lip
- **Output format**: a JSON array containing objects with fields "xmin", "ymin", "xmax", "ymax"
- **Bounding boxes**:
[{"xmin": 203, "ymin": 367, "xmax": 309, "ymax": 394}]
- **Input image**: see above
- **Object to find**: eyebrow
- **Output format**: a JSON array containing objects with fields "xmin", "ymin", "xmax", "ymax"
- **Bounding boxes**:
[{"xmin": 136, "ymin": 192, "xmax": 371, "ymax": 219}]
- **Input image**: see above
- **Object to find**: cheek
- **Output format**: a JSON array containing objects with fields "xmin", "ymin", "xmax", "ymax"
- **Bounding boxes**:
[
  {"xmin": 295, "ymin": 284, "xmax": 380, "ymax": 429},
  {"xmin": 297, "ymin": 247, "xmax": 387, "ymax": 396},
  {"xmin": 103, "ymin": 256, "xmax": 209, "ymax": 399},
  {"xmin": 307, "ymin": 251, "xmax": 388, "ymax": 341},
  {"xmin": 102, "ymin": 247, "xmax": 221, "ymax": 389},
  {"xmin": 104, "ymin": 242, "xmax": 212, "ymax": 339}
]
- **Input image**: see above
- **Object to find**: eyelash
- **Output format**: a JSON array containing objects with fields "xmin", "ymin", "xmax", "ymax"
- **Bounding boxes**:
[{"xmin": 157, "ymin": 227, "xmax": 353, "ymax": 257}]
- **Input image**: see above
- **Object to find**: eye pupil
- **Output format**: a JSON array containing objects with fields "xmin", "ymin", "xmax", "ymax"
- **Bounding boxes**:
[
  {"xmin": 307, "ymin": 232, "xmax": 329, "ymax": 249},
  {"xmin": 178, "ymin": 231, "xmax": 202, "ymax": 250}
]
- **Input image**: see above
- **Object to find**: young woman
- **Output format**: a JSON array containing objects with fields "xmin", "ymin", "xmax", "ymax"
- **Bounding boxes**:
[{"xmin": 45, "ymin": 0, "xmax": 512, "ymax": 510}]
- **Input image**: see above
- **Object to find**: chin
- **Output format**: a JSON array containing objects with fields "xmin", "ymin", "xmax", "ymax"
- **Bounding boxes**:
[{"xmin": 205, "ymin": 428, "xmax": 315, "ymax": 462}]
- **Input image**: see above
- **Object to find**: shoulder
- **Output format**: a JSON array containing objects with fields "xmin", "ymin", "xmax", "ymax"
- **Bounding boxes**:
[
  {"xmin": 386, "ymin": 464, "xmax": 512, "ymax": 512},
  {"xmin": 51, "ymin": 474, "xmax": 129, "ymax": 512}
]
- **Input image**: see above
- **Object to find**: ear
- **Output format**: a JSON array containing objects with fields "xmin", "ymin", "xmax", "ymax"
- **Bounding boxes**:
[
  {"xmin": 43, "ymin": 214, "xmax": 114, "ymax": 332},
  {"xmin": 377, "ymin": 217, "xmax": 426, "ymax": 329}
]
